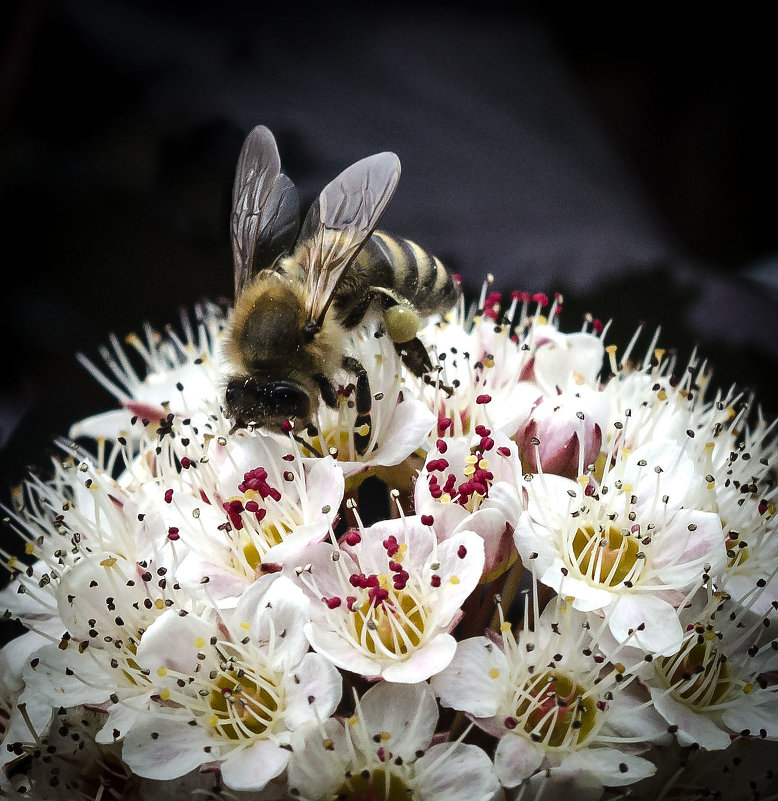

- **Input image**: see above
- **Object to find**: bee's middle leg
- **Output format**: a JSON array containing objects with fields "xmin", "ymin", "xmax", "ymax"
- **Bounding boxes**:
[{"xmin": 342, "ymin": 355, "xmax": 372, "ymax": 455}]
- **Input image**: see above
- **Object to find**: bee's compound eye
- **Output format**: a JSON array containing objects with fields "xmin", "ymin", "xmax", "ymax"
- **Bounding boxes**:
[
  {"xmin": 265, "ymin": 381, "xmax": 311, "ymax": 420},
  {"xmin": 225, "ymin": 383, "xmax": 239, "ymax": 404},
  {"xmin": 384, "ymin": 304, "xmax": 419, "ymax": 343}
]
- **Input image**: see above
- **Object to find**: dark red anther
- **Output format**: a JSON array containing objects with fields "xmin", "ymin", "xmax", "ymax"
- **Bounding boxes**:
[
  {"xmin": 345, "ymin": 531, "xmax": 362, "ymax": 546},
  {"xmin": 383, "ymin": 536, "xmax": 400, "ymax": 557}
]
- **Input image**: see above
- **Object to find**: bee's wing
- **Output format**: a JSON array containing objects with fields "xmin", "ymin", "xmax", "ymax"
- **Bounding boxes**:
[
  {"xmin": 295, "ymin": 152, "xmax": 401, "ymax": 329},
  {"xmin": 231, "ymin": 125, "xmax": 300, "ymax": 296}
]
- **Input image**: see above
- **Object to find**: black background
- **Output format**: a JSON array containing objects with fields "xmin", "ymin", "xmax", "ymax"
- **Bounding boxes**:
[{"xmin": 2, "ymin": 2, "xmax": 777, "ymax": 499}]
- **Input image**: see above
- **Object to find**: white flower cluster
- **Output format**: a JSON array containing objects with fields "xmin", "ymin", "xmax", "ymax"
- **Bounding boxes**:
[{"xmin": 1, "ymin": 283, "xmax": 777, "ymax": 801}]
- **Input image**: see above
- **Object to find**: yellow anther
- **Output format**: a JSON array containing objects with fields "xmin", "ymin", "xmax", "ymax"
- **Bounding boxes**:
[
  {"xmin": 489, "ymin": 668, "xmax": 500, "ymax": 679},
  {"xmin": 157, "ymin": 667, "xmax": 168, "ymax": 677},
  {"xmin": 100, "ymin": 557, "xmax": 117, "ymax": 568},
  {"xmin": 194, "ymin": 637, "xmax": 206, "ymax": 649},
  {"xmin": 449, "ymin": 575, "xmax": 460, "ymax": 585}
]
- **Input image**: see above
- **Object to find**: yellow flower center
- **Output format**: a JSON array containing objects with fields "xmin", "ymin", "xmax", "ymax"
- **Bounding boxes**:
[
  {"xmin": 572, "ymin": 525, "xmax": 641, "ymax": 586},
  {"xmin": 512, "ymin": 671, "xmax": 597, "ymax": 748}
]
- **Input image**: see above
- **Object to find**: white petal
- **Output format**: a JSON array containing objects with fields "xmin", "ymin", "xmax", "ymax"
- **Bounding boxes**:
[
  {"xmin": 650, "ymin": 689, "xmax": 731, "ymax": 750},
  {"xmin": 122, "ymin": 713, "xmax": 216, "ymax": 779},
  {"xmin": 381, "ymin": 633, "xmax": 458, "ymax": 683},
  {"xmin": 359, "ymin": 681, "xmax": 438, "ymax": 759},
  {"xmin": 415, "ymin": 742, "xmax": 500, "ymax": 801},
  {"xmin": 493, "ymin": 733, "xmax": 545, "ymax": 787},
  {"xmin": 69, "ymin": 408, "xmax": 141, "ymax": 440},
  {"xmin": 431, "ymin": 636, "xmax": 508, "ymax": 718},
  {"xmin": 429, "ymin": 530, "xmax": 485, "ymax": 621},
  {"xmin": 721, "ymin": 692, "xmax": 778, "ymax": 739},
  {"xmin": 283, "ymin": 652, "xmax": 342, "ymax": 729},
  {"xmin": 233, "ymin": 574, "xmax": 311, "ymax": 670},
  {"xmin": 304, "ymin": 620, "xmax": 381, "ymax": 677},
  {"xmin": 370, "ymin": 399, "xmax": 436, "ymax": 466},
  {"xmin": 23, "ymin": 643, "xmax": 112, "ymax": 707},
  {"xmin": 607, "ymin": 594, "xmax": 683, "ymax": 656},
  {"xmin": 134, "ymin": 609, "xmax": 215, "ymax": 678},
  {"xmin": 220, "ymin": 738, "xmax": 289, "ymax": 791},
  {"xmin": 556, "ymin": 747, "xmax": 656, "ymax": 787},
  {"xmin": 95, "ymin": 695, "xmax": 149, "ymax": 744}
]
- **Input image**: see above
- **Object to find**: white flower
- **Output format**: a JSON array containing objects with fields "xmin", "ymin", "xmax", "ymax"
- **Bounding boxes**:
[
  {"xmin": 514, "ymin": 440, "xmax": 727, "ymax": 655},
  {"xmin": 69, "ymin": 302, "xmax": 228, "ymax": 442},
  {"xmin": 295, "ymin": 513, "xmax": 484, "ymax": 682},
  {"xmin": 287, "ymin": 680, "xmax": 500, "ymax": 801},
  {"xmin": 415, "ymin": 427, "xmax": 523, "ymax": 581},
  {"xmin": 431, "ymin": 597, "xmax": 663, "ymax": 793},
  {"xmin": 637, "ymin": 589, "xmax": 778, "ymax": 752},
  {"xmin": 416, "ymin": 289, "xmax": 540, "ymax": 440},
  {"xmin": 22, "ymin": 551, "xmax": 205, "ymax": 746},
  {"xmin": 136, "ymin": 420, "xmax": 345, "ymax": 604},
  {"xmin": 0, "ymin": 638, "xmax": 54, "ymax": 791},
  {"xmin": 121, "ymin": 574, "xmax": 341, "ymax": 791}
]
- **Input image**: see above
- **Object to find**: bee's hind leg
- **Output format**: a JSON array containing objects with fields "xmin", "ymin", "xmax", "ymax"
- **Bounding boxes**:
[{"xmin": 342, "ymin": 356, "xmax": 372, "ymax": 455}]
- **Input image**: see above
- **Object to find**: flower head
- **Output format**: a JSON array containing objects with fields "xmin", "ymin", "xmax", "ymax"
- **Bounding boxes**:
[
  {"xmin": 287, "ymin": 680, "xmax": 500, "ymax": 801},
  {"xmin": 295, "ymin": 511, "xmax": 484, "ymax": 682}
]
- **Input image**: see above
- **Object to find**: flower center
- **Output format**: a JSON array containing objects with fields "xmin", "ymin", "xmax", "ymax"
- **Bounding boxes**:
[
  {"xmin": 510, "ymin": 671, "xmax": 597, "ymax": 748},
  {"xmin": 351, "ymin": 590, "xmax": 425, "ymax": 655},
  {"xmin": 658, "ymin": 639, "xmax": 733, "ymax": 710},
  {"xmin": 571, "ymin": 524, "xmax": 641, "ymax": 586},
  {"xmin": 335, "ymin": 767, "xmax": 413, "ymax": 801},
  {"xmin": 208, "ymin": 668, "xmax": 281, "ymax": 740}
]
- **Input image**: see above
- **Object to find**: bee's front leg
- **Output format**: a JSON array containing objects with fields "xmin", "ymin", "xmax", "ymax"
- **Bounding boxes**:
[
  {"xmin": 342, "ymin": 356, "xmax": 372, "ymax": 455},
  {"xmin": 313, "ymin": 373, "xmax": 338, "ymax": 409}
]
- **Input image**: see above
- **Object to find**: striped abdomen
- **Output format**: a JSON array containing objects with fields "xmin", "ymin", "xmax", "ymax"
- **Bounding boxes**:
[{"xmin": 335, "ymin": 230, "xmax": 458, "ymax": 329}]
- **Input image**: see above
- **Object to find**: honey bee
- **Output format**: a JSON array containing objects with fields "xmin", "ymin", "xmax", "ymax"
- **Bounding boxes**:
[{"xmin": 224, "ymin": 125, "xmax": 459, "ymax": 451}]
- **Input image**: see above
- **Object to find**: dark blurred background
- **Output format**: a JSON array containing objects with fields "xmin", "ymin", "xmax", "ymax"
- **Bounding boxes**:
[{"xmin": 2, "ymin": 2, "xmax": 777, "ymax": 497}]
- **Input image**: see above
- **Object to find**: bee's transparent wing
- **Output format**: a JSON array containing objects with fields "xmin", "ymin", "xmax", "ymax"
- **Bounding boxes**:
[
  {"xmin": 296, "ymin": 152, "xmax": 401, "ymax": 329},
  {"xmin": 231, "ymin": 125, "xmax": 300, "ymax": 296}
]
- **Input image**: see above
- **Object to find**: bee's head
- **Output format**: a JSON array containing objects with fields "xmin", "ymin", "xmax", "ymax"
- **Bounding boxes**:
[{"xmin": 224, "ymin": 376, "xmax": 312, "ymax": 431}]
